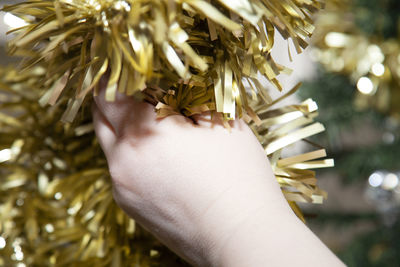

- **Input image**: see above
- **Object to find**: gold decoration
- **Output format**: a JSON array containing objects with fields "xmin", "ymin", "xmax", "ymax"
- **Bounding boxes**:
[
  {"xmin": 312, "ymin": 0, "xmax": 400, "ymax": 118},
  {"xmin": 0, "ymin": 64, "xmax": 331, "ymax": 265},
  {"xmin": 0, "ymin": 0, "xmax": 333, "ymax": 265},
  {"xmin": 0, "ymin": 66, "xmax": 184, "ymax": 266},
  {"xmin": 2, "ymin": 0, "xmax": 322, "ymax": 122}
]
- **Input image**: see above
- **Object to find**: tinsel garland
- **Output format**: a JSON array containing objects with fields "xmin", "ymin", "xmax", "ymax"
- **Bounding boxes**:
[
  {"xmin": 2, "ymin": 0, "xmax": 322, "ymax": 122},
  {"xmin": 0, "ymin": 66, "xmax": 183, "ymax": 266},
  {"xmin": 0, "ymin": 0, "xmax": 333, "ymax": 265},
  {"xmin": 0, "ymin": 64, "xmax": 332, "ymax": 265},
  {"xmin": 311, "ymin": 0, "xmax": 400, "ymax": 119}
]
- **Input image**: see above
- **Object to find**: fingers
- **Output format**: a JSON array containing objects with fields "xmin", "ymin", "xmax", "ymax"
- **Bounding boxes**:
[{"xmin": 93, "ymin": 75, "xmax": 156, "ymax": 137}]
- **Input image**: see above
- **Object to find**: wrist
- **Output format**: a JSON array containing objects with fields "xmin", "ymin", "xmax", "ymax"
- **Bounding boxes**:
[
  {"xmin": 189, "ymin": 179, "xmax": 296, "ymax": 267},
  {"xmin": 210, "ymin": 206, "xmax": 297, "ymax": 267},
  {"xmin": 210, "ymin": 208, "xmax": 345, "ymax": 267}
]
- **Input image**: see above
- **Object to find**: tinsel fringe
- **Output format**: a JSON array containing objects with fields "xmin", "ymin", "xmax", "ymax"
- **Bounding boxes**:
[
  {"xmin": 1, "ymin": 0, "xmax": 332, "ymax": 265},
  {"xmin": 0, "ymin": 64, "xmax": 332, "ymax": 266},
  {"xmin": 3, "ymin": 0, "xmax": 322, "ymax": 121}
]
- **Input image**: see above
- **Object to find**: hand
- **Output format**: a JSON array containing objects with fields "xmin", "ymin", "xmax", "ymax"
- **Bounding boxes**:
[{"xmin": 92, "ymin": 89, "xmax": 344, "ymax": 267}]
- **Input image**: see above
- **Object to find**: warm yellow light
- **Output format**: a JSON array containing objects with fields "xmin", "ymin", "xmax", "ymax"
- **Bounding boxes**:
[
  {"xmin": 382, "ymin": 173, "xmax": 399, "ymax": 190},
  {"xmin": 357, "ymin": 77, "xmax": 374, "ymax": 95},
  {"xmin": 324, "ymin": 32, "xmax": 348, "ymax": 47},
  {"xmin": 371, "ymin": 63, "xmax": 385, "ymax": 76},
  {"xmin": 367, "ymin": 45, "xmax": 384, "ymax": 63}
]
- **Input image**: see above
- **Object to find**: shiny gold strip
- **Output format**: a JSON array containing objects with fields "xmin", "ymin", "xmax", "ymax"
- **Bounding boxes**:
[
  {"xmin": 223, "ymin": 61, "xmax": 234, "ymax": 118},
  {"xmin": 277, "ymin": 149, "xmax": 327, "ymax": 167},
  {"xmin": 265, "ymin": 122, "xmax": 325, "ymax": 155},
  {"xmin": 287, "ymin": 159, "xmax": 335, "ymax": 169}
]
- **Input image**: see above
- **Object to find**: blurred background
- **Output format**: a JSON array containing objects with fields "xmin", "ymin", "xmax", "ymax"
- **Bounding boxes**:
[
  {"xmin": 0, "ymin": 1, "xmax": 19, "ymax": 65},
  {"xmin": 1, "ymin": 0, "xmax": 399, "ymax": 266},
  {"xmin": 300, "ymin": 1, "xmax": 400, "ymax": 266}
]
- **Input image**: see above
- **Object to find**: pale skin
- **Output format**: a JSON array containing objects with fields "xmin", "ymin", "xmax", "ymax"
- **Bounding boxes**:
[{"xmin": 92, "ymin": 88, "xmax": 345, "ymax": 267}]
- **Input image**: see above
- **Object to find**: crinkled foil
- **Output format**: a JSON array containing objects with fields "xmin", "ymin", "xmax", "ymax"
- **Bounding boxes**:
[
  {"xmin": 0, "ymin": 66, "xmax": 186, "ymax": 266},
  {"xmin": 0, "ymin": 64, "xmax": 332, "ymax": 266},
  {"xmin": 0, "ymin": 0, "xmax": 332, "ymax": 265},
  {"xmin": 2, "ymin": 0, "xmax": 322, "ymax": 121}
]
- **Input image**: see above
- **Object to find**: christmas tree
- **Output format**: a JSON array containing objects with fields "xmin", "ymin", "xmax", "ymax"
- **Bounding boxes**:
[{"xmin": 302, "ymin": 0, "xmax": 400, "ymax": 266}]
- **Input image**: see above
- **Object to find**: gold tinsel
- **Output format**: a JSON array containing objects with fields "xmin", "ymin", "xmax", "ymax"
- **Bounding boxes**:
[
  {"xmin": 1, "ymin": 0, "xmax": 333, "ymax": 265},
  {"xmin": 312, "ymin": 0, "xmax": 400, "ymax": 118},
  {"xmin": 0, "ymin": 63, "xmax": 332, "ymax": 266},
  {"xmin": 2, "ymin": 0, "xmax": 322, "ymax": 121},
  {"xmin": 0, "ymin": 66, "xmax": 185, "ymax": 266}
]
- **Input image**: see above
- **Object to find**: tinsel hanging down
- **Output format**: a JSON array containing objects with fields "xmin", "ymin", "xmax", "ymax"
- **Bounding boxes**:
[
  {"xmin": 3, "ymin": 0, "xmax": 322, "ymax": 121},
  {"xmin": 0, "ymin": 66, "xmax": 183, "ymax": 266},
  {"xmin": 0, "ymin": 67, "xmax": 331, "ymax": 266},
  {"xmin": 1, "ymin": 0, "xmax": 332, "ymax": 265}
]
